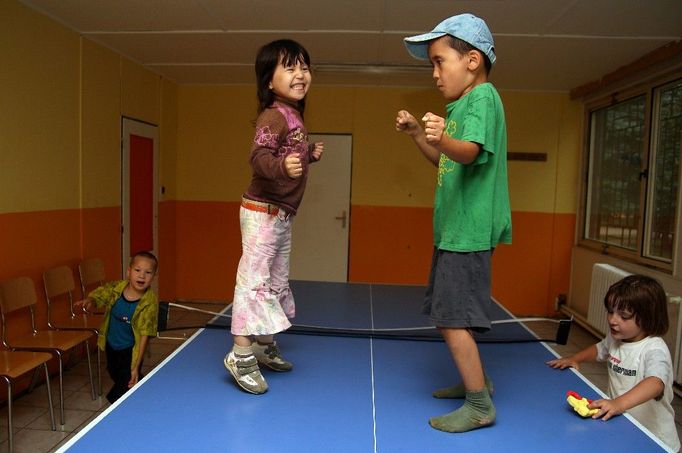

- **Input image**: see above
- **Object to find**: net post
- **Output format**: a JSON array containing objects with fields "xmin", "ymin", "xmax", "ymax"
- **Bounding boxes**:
[
  {"xmin": 158, "ymin": 301, "xmax": 170, "ymax": 332},
  {"xmin": 555, "ymin": 319, "xmax": 572, "ymax": 345}
]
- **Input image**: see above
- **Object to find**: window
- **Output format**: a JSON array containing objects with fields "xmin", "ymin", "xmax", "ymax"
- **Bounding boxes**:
[
  {"xmin": 582, "ymin": 77, "xmax": 682, "ymax": 269},
  {"xmin": 585, "ymin": 96, "xmax": 645, "ymax": 250},
  {"xmin": 646, "ymin": 81, "xmax": 682, "ymax": 261}
]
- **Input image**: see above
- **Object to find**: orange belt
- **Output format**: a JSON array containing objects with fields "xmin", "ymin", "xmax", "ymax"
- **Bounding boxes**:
[{"xmin": 241, "ymin": 198, "xmax": 280, "ymax": 216}]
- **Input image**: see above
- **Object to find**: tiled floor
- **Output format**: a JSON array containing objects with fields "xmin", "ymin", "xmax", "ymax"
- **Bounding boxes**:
[{"xmin": 2, "ymin": 316, "xmax": 681, "ymax": 452}]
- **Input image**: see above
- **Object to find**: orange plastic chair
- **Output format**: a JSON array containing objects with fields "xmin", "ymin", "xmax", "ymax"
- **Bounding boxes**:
[
  {"xmin": 0, "ymin": 276, "xmax": 95, "ymax": 425},
  {"xmin": 43, "ymin": 265, "xmax": 102, "ymax": 395},
  {"xmin": 0, "ymin": 350, "xmax": 56, "ymax": 452}
]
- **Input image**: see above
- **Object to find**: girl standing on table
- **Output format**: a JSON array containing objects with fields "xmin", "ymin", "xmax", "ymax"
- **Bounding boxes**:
[{"xmin": 223, "ymin": 39, "xmax": 323, "ymax": 395}]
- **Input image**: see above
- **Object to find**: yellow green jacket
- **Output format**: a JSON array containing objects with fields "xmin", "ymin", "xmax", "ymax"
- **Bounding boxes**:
[{"xmin": 89, "ymin": 280, "xmax": 158, "ymax": 371}]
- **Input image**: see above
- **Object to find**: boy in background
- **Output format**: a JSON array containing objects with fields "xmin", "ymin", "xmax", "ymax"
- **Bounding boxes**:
[{"xmin": 77, "ymin": 251, "xmax": 159, "ymax": 403}]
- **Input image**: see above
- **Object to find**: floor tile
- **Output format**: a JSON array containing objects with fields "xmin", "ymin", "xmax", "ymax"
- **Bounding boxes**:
[{"xmin": 9, "ymin": 427, "xmax": 69, "ymax": 453}]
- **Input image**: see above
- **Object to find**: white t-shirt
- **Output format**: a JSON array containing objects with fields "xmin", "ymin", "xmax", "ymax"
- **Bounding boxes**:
[{"xmin": 596, "ymin": 334, "xmax": 680, "ymax": 451}]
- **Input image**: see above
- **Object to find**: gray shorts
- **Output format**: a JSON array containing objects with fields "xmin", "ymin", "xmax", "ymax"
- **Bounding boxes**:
[{"xmin": 422, "ymin": 248, "xmax": 492, "ymax": 332}]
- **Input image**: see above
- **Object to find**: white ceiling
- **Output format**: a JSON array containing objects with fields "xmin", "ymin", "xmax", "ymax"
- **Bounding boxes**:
[{"xmin": 19, "ymin": 0, "xmax": 682, "ymax": 91}]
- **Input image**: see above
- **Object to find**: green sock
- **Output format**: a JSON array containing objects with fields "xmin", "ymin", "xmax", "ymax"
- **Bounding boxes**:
[
  {"xmin": 429, "ymin": 389, "xmax": 496, "ymax": 433},
  {"xmin": 432, "ymin": 375, "xmax": 494, "ymax": 399}
]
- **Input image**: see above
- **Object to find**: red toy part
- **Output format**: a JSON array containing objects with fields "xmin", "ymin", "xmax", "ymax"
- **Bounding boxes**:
[
  {"xmin": 566, "ymin": 390, "xmax": 599, "ymax": 418},
  {"xmin": 566, "ymin": 390, "xmax": 593, "ymax": 404}
]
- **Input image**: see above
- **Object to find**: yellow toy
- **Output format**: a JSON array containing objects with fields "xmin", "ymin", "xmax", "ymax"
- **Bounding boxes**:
[{"xmin": 566, "ymin": 391, "xmax": 599, "ymax": 417}]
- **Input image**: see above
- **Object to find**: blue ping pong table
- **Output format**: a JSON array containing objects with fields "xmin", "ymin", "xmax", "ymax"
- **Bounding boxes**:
[{"xmin": 56, "ymin": 281, "xmax": 671, "ymax": 452}]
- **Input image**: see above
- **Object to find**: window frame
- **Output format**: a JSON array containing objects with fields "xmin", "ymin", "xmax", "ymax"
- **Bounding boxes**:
[
  {"xmin": 644, "ymin": 79, "xmax": 682, "ymax": 263},
  {"xmin": 578, "ymin": 70, "xmax": 682, "ymax": 273}
]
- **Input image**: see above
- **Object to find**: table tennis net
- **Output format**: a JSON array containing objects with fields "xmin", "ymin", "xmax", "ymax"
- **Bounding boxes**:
[{"xmin": 157, "ymin": 300, "xmax": 572, "ymax": 345}]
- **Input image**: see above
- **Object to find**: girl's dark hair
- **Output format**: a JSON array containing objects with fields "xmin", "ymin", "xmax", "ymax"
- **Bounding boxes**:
[
  {"xmin": 604, "ymin": 274, "xmax": 669, "ymax": 336},
  {"xmin": 255, "ymin": 39, "xmax": 311, "ymax": 116},
  {"xmin": 445, "ymin": 36, "xmax": 492, "ymax": 75}
]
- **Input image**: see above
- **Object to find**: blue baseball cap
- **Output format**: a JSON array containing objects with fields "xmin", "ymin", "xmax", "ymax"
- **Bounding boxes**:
[{"xmin": 404, "ymin": 13, "xmax": 496, "ymax": 65}]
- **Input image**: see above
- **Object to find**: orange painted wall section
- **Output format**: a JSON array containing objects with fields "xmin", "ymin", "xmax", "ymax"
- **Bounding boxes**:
[
  {"xmin": 0, "ymin": 204, "xmax": 575, "ymax": 320},
  {"xmin": 0, "ymin": 209, "xmax": 81, "ymax": 338},
  {"xmin": 548, "ymin": 213, "xmax": 577, "ymax": 312},
  {"xmin": 174, "ymin": 201, "xmax": 242, "ymax": 301},
  {"xmin": 80, "ymin": 206, "xmax": 122, "ymax": 282},
  {"xmin": 0, "ymin": 208, "xmax": 103, "ymax": 386},
  {"xmin": 158, "ymin": 200, "xmax": 177, "ymax": 300},
  {"xmin": 491, "ymin": 212, "xmax": 576, "ymax": 315},
  {"xmin": 0, "ymin": 205, "xmax": 177, "ymax": 336},
  {"xmin": 0, "ymin": 210, "xmax": 81, "ymax": 280},
  {"xmin": 347, "ymin": 207, "xmax": 576, "ymax": 316},
  {"xmin": 0, "ymin": 203, "xmax": 576, "ymax": 319},
  {"xmin": 348, "ymin": 205, "xmax": 433, "ymax": 285},
  {"xmin": 169, "ymin": 201, "xmax": 576, "ymax": 315},
  {"xmin": 80, "ymin": 204, "xmax": 178, "ymax": 301}
]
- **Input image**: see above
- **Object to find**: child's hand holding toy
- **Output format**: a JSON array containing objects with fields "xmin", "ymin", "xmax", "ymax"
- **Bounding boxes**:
[{"xmin": 566, "ymin": 391, "xmax": 599, "ymax": 417}]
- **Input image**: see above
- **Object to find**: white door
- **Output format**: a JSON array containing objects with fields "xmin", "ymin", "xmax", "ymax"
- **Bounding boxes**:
[
  {"xmin": 121, "ymin": 118, "xmax": 159, "ymax": 290},
  {"xmin": 289, "ymin": 134, "xmax": 352, "ymax": 282}
]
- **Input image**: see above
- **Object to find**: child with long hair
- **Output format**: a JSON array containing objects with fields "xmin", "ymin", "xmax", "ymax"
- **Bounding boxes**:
[
  {"xmin": 224, "ymin": 39, "xmax": 323, "ymax": 394},
  {"xmin": 548, "ymin": 275, "xmax": 679, "ymax": 451}
]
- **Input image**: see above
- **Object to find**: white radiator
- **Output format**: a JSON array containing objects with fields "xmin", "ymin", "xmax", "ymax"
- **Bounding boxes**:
[{"xmin": 587, "ymin": 264, "xmax": 631, "ymax": 336}]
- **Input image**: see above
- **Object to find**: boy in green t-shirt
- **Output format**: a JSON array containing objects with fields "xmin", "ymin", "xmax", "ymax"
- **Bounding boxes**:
[{"xmin": 396, "ymin": 13, "xmax": 512, "ymax": 433}]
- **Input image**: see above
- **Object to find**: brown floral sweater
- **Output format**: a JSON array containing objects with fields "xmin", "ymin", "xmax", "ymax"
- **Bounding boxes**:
[{"xmin": 244, "ymin": 99, "xmax": 318, "ymax": 215}]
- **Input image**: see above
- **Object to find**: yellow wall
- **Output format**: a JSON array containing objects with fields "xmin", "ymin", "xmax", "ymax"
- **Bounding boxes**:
[
  {"xmin": 159, "ymin": 79, "xmax": 179, "ymax": 296},
  {"xmin": 315, "ymin": 87, "xmax": 441, "ymax": 207},
  {"xmin": 1, "ymin": 0, "xmax": 582, "ymax": 333},
  {"xmin": 121, "ymin": 58, "xmax": 161, "ymax": 125},
  {"xmin": 1, "ymin": 0, "xmax": 80, "ymax": 213},
  {"xmin": 81, "ymin": 39, "xmax": 122, "ymax": 208},
  {"xmin": 0, "ymin": 0, "xmax": 178, "ymax": 333},
  {"xmin": 174, "ymin": 83, "xmax": 581, "ymax": 314},
  {"xmin": 176, "ymin": 86, "xmax": 254, "ymax": 200},
  {"xmin": 504, "ymin": 91, "xmax": 581, "ymax": 214},
  {"xmin": 175, "ymin": 86, "xmax": 580, "ymax": 213}
]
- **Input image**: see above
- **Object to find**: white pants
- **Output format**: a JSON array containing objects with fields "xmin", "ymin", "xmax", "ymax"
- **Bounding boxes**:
[{"xmin": 230, "ymin": 206, "xmax": 295, "ymax": 336}]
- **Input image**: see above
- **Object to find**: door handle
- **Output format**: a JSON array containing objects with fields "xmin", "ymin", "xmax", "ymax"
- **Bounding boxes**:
[{"xmin": 334, "ymin": 210, "xmax": 347, "ymax": 229}]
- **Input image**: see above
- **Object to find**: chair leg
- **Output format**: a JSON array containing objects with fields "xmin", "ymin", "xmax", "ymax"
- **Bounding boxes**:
[
  {"xmin": 28, "ymin": 367, "xmax": 40, "ymax": 393},
  {"xmin": 56, "ymin": 350, "xmax": 65, "ymax": 426},
  {"xmin": 97, "ymin": 346, "xmax": 102, "ymax": 396},
  {"xmin": 85, "ymin": 341, "xmax": 95, "ymax": 400},
  {"xmin": 44, "ymin": 363, "xmax": 56, "ymax": 431},
  {"xmin": 2, "ymin": 376, "xmax": 13, "ymax": 453}
]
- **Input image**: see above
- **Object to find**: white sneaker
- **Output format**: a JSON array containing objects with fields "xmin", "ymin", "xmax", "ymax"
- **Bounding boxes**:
[
  {"xmin": 223, "ymin": 351, "xmax": 268, "ymax": 394},
  {"xmin": 253, "ymin": 342, "xmax": 293, "ymax": 372}
]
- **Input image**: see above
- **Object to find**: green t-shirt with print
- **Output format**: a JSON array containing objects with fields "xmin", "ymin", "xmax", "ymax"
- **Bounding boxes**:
[{"xmin": 433, "ymin": 82, "xmax": 512, "ymax": 251}]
